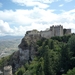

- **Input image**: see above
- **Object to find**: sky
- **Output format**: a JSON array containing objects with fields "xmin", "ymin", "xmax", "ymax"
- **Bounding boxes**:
[{"xmin": 0, "ymin": 0, "xmax": 75, "ymax": 36}]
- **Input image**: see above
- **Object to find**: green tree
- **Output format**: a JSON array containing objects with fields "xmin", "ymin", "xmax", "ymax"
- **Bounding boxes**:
[
  {"xmin": 15, "ymin": 66, "xmax": 25, "ymax": 75},
  {"xmin": 60, "ymin": 44, "xmax": 71, "ymax": 73},
  {"xmin": 68, "ymin": 35, "xmax": 75, "ymax": 56},
  {"xmin": 36, "ymin": 57, "xmax": 44, "ymax": 75},
  {"xmin": 62, "ymin": 68, "xmax": 75, "ymax": 75},
  {"xmin": 43, "ymin": 45, "xmax": 51, "ymax": 75}
]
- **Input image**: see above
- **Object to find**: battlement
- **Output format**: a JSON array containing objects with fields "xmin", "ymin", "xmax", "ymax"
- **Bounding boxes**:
[{"xmin": 50, "ymin": 25, "xmax": 63, "ymax": 28}]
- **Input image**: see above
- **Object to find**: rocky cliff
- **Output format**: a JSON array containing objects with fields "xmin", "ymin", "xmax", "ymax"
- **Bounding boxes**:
[
  {"xmin": 10, "ymin": 30, "xmax": 41, "ymax": 72},
  {"xmin": 18, "ymin": 30, "xmax": 41, "ymax": 61}
]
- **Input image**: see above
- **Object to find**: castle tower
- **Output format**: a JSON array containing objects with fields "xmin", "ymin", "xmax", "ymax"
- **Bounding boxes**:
[
  {"xmin": 54, "ymin": 25, "xmax": 63, "ymax": 36},
  {"xmin": 4, "ymin": 66, "xmax": 12, "ymax": 75}
]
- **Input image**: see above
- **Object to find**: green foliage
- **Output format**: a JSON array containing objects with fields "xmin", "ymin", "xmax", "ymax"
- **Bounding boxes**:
[
  {"xmin": 0, "ymin": 55, "xmax": 11, "ymax": 70},
  {"xmin": 68, "ymin": 35, "xmax": 75, "ymax": 56},
  {"xmin": 43, "ymin": 45, "xmax": 51, "ymax": 75},
  {"xmin": 51, "ymin": 35, "xmax": 71, "ymax": 43},
  {"xmin": 62, "ymin": 68, "xmax": 75, "ymax": 75},
  {"xmin": 59, "ymin": 44, "xmax": 71, "ymax": 73},
  {"xmin": 23, "ymin": 70, "xmax": 31, "ymax": 75},
  {"xmin": 37, "ymin": 38, "xmax": 46, "ymax": 46},
  {"xmin": 11, "ymin": 34, "xmax": 75, "ymax": 75},
  {"xmin": 15, "ymin": 66, "xmax": 25, "ymax": 75},
  {"xmin": 28, "ymin": 58, "xmax": 44, "ymax": 75}
]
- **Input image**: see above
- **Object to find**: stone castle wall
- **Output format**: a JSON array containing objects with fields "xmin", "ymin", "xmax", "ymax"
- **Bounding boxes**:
[
  {"xmin": 40, "ymin": 31, "xmax": 52, "ymax": 38},
  {"xmin": 41, "ymin": 25, "xmax": 64, "ymax": 38},
  {"xmin": 25, "ymin": 25, "xmax": 71, "ymax": 39},
  {"xmin": 53, "ymin": 25, "xmax": 63, "ymax": 36},
  {"xmin": 65, "ymin": 29, "xmax": 71, "ymax": 35}
]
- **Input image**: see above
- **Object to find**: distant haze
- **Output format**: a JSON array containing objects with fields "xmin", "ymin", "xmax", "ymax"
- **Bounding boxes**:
[{"xmin": 0, "ymin": 35, "xmax": 23, "ymax": 58}]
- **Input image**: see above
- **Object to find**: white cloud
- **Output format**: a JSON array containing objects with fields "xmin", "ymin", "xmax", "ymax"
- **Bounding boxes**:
[
  {"xmin": 12, "ymin": 0, "xmax": 48, "ymax": 9},
  {"xmin": 0, "ymin": 7, "xmax": 75, "ymax": 35},
  {"xmin": 13, "ymin": 23, "xmax": 52, "ymax": 36},
  {"xmin": 59, "ymin": 9, "xmax": 75, "ymax": 23},
  {"xmin": 0, "ymin": 8, "xmax": 55, "ymax": 25},
  {"xmin": 12, "ymin": 0, "xmax": 59, "ymax": 9},
  {"xmin": 0, "ymin": 20, "xmax": 13, "ymax": 35},
  {"xmin": 64, "ymin": 0, "xmax": 73, "ymax": 2},
  {"xmin": 12, "ymin": 0, "xmax": 59, "ymax": 4},
  {"xmin": 59, "ymin": 4, "xmax": 64, "ymax": 7}
]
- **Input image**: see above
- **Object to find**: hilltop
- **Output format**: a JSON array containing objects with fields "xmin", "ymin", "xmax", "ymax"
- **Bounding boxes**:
[{"xmin": 0, "ymin": 25, "xmax": 74, "ymax": 75}]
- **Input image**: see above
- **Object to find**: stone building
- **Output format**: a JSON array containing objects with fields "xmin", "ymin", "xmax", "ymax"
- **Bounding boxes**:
[
  {"xmin": 40, "ymin": 31, "xmax": 52, "ymax": 38},
  {"xmin": 4, "ymin": 66, "xmax": 12, "ymax": 75},
  {"xmin": 50, "ymin": 25, "xmax": 63, "ymax": 36},
  {"xmin": 63, "ymin": 29, "xmax": 71, "ymax": 35},
  {"xmin": 24, "ymin": 25, "xmax": 71, "ymax": 39},
  {"xmin": 41, "ymin": 25, "xmax": 64, "ymax": 38},
  {"xmin": 25, "ymin": 29, "xmax": 40, "ymax": 36},
  {"xmin": 18, "ymin": 25, "xmax": 71, "ymax": 64}
]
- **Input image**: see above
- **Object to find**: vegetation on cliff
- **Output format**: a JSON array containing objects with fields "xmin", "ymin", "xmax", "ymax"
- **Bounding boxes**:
[
  {"xmin": 14, "ymin": 34, "xmax": 75, "ymax": 75},
  {"xmin": 0, "ymin": 34, "xmax": 75, "ymax": 75}
]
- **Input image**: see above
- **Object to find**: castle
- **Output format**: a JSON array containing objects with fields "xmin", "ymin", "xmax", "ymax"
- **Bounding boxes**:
[
  {"xmin": 18, "ymin": 25, "xmax": 71, "ymax": 63},
  {"xmin": 25, "ymin": 25, "xmax": 71, "ymax": 39},
  {"xmin": 0, "ymin": 25, "xmax": 71, "ymax": 75}
]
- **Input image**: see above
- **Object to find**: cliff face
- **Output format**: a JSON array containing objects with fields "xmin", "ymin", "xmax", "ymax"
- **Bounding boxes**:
[
  {"xmin": 10, "ymin": 31, "xmax": 41, "ymax": 72},
  {"xmin": 17, "ymin": 30, "xmax": 40, "ymax": 64},
  {"xmin": 18, "ymin": 31, "xmax": 41, "ymax": 61}
]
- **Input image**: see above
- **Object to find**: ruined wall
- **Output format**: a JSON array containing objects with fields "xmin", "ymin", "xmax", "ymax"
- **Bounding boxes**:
[
  {"xmin": 4, "ymin": 66, "xmax": 12, "ymax": 75},
  {"xmin": 40, "ymin": 31, "xmax": 52, "ymax": 38},
  {"xmin": 65, "ymin": 29, "xmax": 71, "ymax": 34},
  {"xmin": 26, "ymin": 30, "xmax": 40, "ymax": 36}
]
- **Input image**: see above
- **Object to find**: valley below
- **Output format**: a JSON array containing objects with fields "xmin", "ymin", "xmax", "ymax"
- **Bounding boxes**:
[{"xmin": 0, "ymin": 36, "xmax": 23, "ymax": 58}]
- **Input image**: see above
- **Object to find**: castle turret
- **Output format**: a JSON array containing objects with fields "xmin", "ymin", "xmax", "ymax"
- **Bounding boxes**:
[
  {"xmin": 54, "ymin": 25, "xmax": 63, "ymax": 36},
  {"xmin": 4, "ymin": 66, "xmax": 12, "ymax": 75},
  {"xmin": 50, "ymin": 25, "xmax": 63, "ymax": 37}
]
